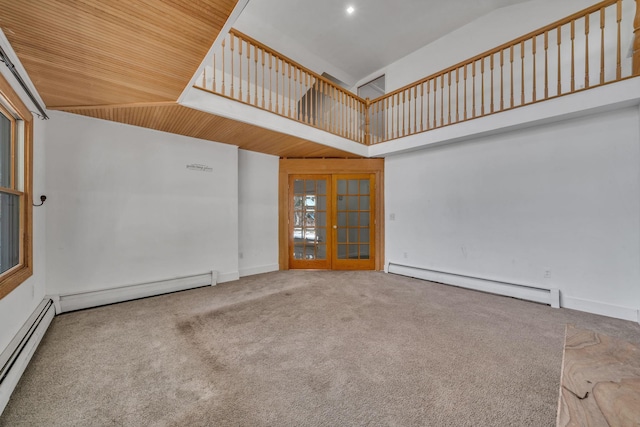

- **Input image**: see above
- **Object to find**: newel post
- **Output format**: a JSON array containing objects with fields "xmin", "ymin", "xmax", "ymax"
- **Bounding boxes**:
[
  {"xmin": 364, "ymin": 97, "xmax": 371, "ymax": 145},
  {"xmin": 634, "ymin": 0, "xmax": 640, "ymax": 75}
]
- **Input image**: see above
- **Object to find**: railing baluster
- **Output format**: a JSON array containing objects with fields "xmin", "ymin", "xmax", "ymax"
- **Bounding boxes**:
[
  {"xmin": 455, "ymin": 68, "xmax": 460, "ymax": 121},
  {"xmin": 394, "ymin": 93, "xmax": 399, "ymax": 137},
  {"xmin": 521, "ymin": 40, "xmax": 526, "ymax": 104},
  {"xmin": 296, "ymin": 69, "xmax": 306, "ymax": 124},
  {"xmin": 339, "ymin": 87, "xmax": 343, "ymax": 135},
  {"xmin": 585, "ymin": 15, "xmax": 590, "ymax": 88},
  {"xmin": 268, "ymin": 53, "xmax": 273, "ymax": 111},
  {"xmin": 617, "ymin": 0, "xmax": 622, "ymax": 79},
  {"xmin": 221, "ymin": 39, "xmax": 226, "ymax": 96},
  {"xmin": 490, "ymin": 54, "xmax": 494, "ymax": 113},
  {"xmin": 238, "ymin": 36, "xmax": 242, "ymax": 100},
  {"xmin": 280, "ymin": 58, "xmax": 284, "ymax": 115},
  {"xmin": 254, "ymin": 45, "xmax": 258, "ymax": 105},
  {"xmin": 229, "ymin": 33, "xmax": 236, "ymax": 98},
  {"xmin": 246, "ymin": 41, "xmax": 251, "ymax": 104},
  {"xmin": 544, "ymin": 31, "xmax": 549, "ymax": 99},
  {"xmin": 481, "ymin": 59, "xmax": 485, "ymax": 115},
  {"xmin": 414, "ymin": 85, "xmax": 418, "ymax": 133},
  {"xmin": 463, "ymin": 65, "xmax": 468, "ymax": 120},
  {"xmin": 310, "ymin": 74, "xmax": 314, "ymax": 126},
  {"xmin": 261, "ymin": 49, "xmax": 265, "ymax": 108},
  {"xmin": 557, "ymin": 26, "xmax": 562, "ymax": 95},
  {"xmin": 385, "ymin": 97, "xmax": 389, "ymax": 141},
  {"xmin": 433, "ymin": 76, "xmax": 438, "ymax": 129},
  {"xmin": 426, "ymin": 80, "xmax": 431, "ymax": 129},
  {"xmin": 500, "ymin": 50, "xmax": 504, "ymax": 110},
  {"xmin": 391, "ymin": 94, "xmax": 395, "ymax": 138},
  {"xmin": 440, "ymin": 74, "xmax": 445, "ymax": 126},
  {"xmin": 600, "ymin": 7, "xmax": 606, "ymax": 84},
  {"xmin": 213, "ymin": 52, "xmax": 216, "ymax": 92},
  {"xmin": 571, "ymin": 20, "xmax": 576, "ymax": 91},
  {"xmin": 288, "ymin": 63, "xmax": 292, "ymax": 118},
  {"xmin": 532, "ymin": 36, "xmax": 537, "ymax": 102},
  {"xmin": 331, "ymin": 85, "xmax": 335, "ymax": 133},
  {"xmin": 510, "ymin": 45, "xmax": 514, "ymax": 108},
  {"xmin": 472, "ymin": 61, "xmax": 476, "ymax": 118},
  {"xmin": 275, "ymin": 56, "xmax": 279, "ymax": 114},
  {"xmin": 320, "ymin": 80, "xmax": 324, "ymax": 129},
  {"xmin": 634, "ymin": 0, "xmax": 640, "ymax": 75},
  {"xmin": 344, "ymin": 92, "xmax": 348, "ymax": 137},
  {"xmin": 448, "ymin": 71, "xmax": 452, "ymax": 123},
  {"xmin": 403, "ymin": 91, "xmax": 407, "ymax": 136}
]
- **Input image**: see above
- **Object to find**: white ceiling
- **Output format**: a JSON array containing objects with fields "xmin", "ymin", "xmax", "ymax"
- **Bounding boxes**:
[{"xmin": 234, "ymin": 0, "xmax": 531, "ymax": 86}]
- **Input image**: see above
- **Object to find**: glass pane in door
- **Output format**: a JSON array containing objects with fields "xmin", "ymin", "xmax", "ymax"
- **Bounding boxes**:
[
  {"xmin": 335, "ymin": 177, "xmax": 371, "ymax": 260},
  {"xmin": 292, "ymin": 178, "xmax": 327, "ymax": 260}
]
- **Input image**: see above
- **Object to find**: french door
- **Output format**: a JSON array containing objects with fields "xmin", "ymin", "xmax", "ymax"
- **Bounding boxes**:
[{"xmin": 289, "ymin": 174, "xmax": 375, "ymax": 270}]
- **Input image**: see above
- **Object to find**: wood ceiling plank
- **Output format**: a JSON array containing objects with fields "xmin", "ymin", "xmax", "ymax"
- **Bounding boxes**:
[
  {"xmin": 53, "ymin": 104, "xmax": 361, "ymax": 158},
  {"xmin": 2, "ymin": 0, "xmax": 363, "ymax": 158},
  {"xmin": 0, "ymin": 0, "xmax": 238, "ymax": 106}
]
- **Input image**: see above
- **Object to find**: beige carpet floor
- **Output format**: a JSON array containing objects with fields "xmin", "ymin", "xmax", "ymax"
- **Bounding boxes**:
[{"xmin": 1, "ymin": 271, "xmax": 639, "ymax": 426}]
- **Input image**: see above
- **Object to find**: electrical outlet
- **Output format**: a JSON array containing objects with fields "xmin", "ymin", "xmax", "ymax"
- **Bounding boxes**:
[
  {"xmin": 239, "ymin": 252, "xmax": 244, "ymax": 259},
  {"xmin": 403, "ymin": 252, "xmax": 408, "ymax": 259},
  {"xmin": 389, "ymin": 213, "xmax": 396, "ymax": 221},
  {"xmin": 544, "ymin": 269, "xmax": 551, "ymax": 279}
]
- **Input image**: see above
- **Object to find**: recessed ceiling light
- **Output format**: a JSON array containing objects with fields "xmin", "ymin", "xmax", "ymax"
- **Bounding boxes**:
[{"xmin": 346, "ymin": 6, "xmax": 355, "ymax": 14}]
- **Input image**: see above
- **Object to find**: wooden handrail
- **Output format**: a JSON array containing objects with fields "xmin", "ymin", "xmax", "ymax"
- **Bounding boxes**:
[
  {"xmin": 195, "ymin": 0, "xmax": 637, "ymax": 146},
  {"xmin": 230, "ymin": 29, "xmax": 367, "ymax": 104},
  {"xmin": 367, "ymin": 0, "xmax": 635, "ymax": 144},
  {"xmin": 378, "ymin": 0, "xmax": 620, "ymax": 101}
]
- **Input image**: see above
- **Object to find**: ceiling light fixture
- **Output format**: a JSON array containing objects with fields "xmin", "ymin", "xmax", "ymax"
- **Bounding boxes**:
[{"xmin": 346, "ymin": 6, "xmax": 355, "ymax": 14}]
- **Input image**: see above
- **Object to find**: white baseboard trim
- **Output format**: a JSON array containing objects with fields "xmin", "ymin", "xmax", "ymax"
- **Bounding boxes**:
[
  {"xmin": 0, "ymin": 299, "xmax": 55, "ymax": 415},
  {"xmin": 561, "ymin": 295, "xmax": 639, "ymax": 322},
  {"xmin": 53, "ymin": 271, "xmax": 218, "ymax": 314},
  {"xmin": 388, "ymin": 262, "xmax": 560, "ymax": 307},
  {"xmin": 239, "ymin": 264, "xmax": 279, "ymax": 277},
  {"xmin": 218, "ymin": 271, "xmax": 240, "ymax": 283}
]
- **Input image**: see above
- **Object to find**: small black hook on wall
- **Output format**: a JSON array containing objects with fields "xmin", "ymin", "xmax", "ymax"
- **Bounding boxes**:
[{"xmin": 33, "ymin": 195, "xmax": 46, "ymax": 207}]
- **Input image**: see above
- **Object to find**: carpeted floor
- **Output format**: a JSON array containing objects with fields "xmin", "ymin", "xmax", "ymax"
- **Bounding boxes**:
[{"xmin": 1, "ymin": 271, "xmax": 639, "ymax": 426}]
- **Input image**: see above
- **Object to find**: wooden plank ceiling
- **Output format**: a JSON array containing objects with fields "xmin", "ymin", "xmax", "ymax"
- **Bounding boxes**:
[
  {"xmin": 58, "ymin": 103, "xmax": 360, "ymax": 158},
  {"xmin": 0, "ymin": 0, "xmax": 356, "ymax": 158}
]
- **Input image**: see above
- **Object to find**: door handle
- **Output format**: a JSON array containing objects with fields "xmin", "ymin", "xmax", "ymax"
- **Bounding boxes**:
[{"xmin": 333, "ymin": 225, "xmax": 337, "ymax": 229}]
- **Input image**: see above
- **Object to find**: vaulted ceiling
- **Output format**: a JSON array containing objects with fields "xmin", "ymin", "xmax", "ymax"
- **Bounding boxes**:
[
  {"xmin": 0, "ymin": 0, "xmax": 541, "ymax": 158},
  {"xmin": 234, "ymin": 0, "xmax": 531, "ymax": 85},
  {"xmin": 0, "ymin": 0, "xmax": 358, "ymax": 158}
]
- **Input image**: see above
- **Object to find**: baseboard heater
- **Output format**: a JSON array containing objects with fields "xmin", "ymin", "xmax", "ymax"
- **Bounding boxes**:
[
  {"xmin": 53, "ymin": 270, "xmax": 218, "ymax": 314},
  {"xmin": 0, "ymin": 299, "xmax": 55, "ymax": 414},
  {"xmin": 388, "ymin": 262, "xmax": 560, "ymax": 308}
]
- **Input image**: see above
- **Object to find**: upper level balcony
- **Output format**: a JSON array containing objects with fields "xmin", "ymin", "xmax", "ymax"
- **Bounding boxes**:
[{"xmin": 182, "ymin": 0, "xmax": 640, "ymax": 158}]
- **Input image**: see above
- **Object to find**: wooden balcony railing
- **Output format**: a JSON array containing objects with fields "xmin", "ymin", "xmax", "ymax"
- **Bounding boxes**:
[
  {"xmin": 194, "ymin": 29, "xmax": 368, "ymax": 144},
  {"xmin": 194, "ymin": 0, "xmax": 640, "ymax": 146},
  {"xmin": 368, "ymin": 0, "xmax": 639, "ymax": 144}
]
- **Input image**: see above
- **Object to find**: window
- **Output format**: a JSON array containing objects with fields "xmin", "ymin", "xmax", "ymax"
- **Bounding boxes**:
[{"xmin": 0, "ymin": 72, "xmax": 33, "ymax": 300}]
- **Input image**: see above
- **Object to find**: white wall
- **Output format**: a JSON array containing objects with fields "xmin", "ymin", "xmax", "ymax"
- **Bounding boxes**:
[
  {"xmin": 0, "ymin": 35, "xmax": 47, "ymax": 353},
  {"xmin": 233, "ymin": 11, "xmax": 357, "ymax": 86},
  {"xmin": 353, "ymin": 0, "xmax": 613, "ymax": 92},
  {"xmin": 45, "ymin": 111, "xmax": 240, "ymax": 296},
  {"xmin": 385, "ymin": 106, "xmax": 640, "ymax": 321},
  {"xmin": 238, "ymin": 150, "xmax": 279, "ymax": 276}
]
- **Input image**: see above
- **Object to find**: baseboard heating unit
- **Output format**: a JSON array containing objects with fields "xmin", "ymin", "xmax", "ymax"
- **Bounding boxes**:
[
  {"xmin": 388, "ymin": 262, "xmax": 560, "ymax": 308},
  {"xmin": 0, "ymin": 299, "xmax": 55, "ymax": 414},
  {"xmin": 53, "ymin": 270, "xmax": 218, "ymax": 313}
]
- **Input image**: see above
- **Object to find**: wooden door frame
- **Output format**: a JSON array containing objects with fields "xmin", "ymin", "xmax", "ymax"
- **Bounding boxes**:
[{"xmin": 279, "ymin": 158, "xmax": 384, "ymax": 271}]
